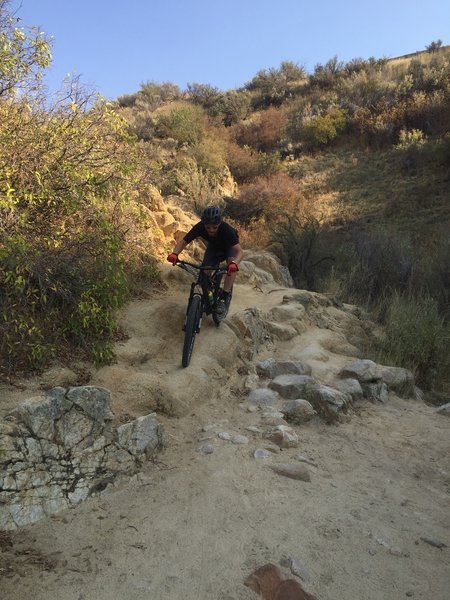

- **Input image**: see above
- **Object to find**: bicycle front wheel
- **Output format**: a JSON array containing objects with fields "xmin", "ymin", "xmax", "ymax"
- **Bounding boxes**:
[{"xmin": 182, "ymin": 295, "xmax": 202, "ymax": 367}]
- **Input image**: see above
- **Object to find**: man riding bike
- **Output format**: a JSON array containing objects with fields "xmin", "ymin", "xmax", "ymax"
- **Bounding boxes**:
[{"xmin": 167, "ymin": 206, "xmax": 243, "ymax": 314}]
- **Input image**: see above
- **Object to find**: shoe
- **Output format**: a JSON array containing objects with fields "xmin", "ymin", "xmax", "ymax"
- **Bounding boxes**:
[{"xmin": 215, "ymin": 299, "xmax": 226, "ymax": 315}]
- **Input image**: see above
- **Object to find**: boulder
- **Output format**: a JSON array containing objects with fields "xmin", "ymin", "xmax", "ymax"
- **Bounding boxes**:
[
  {"xmin": 256, "ymin": 359, "xmax": 312, "ymax": 379},
  {"xmin": 339, "ymin": 359, "xmax": 380, "ymax": 382},
  {"xmin": 244, "ymin": 251, "xmax": 294, "ymax": 287},
  {"xmin": 305, "ymin": 384, "xmax": 351, "ymax": 421},
  {"xmin": 248, "ymin": 388, "xmax": 279, "ymax": 409},
  {"xmin": 269, "ymin": 375, "xmax": 316, "ymax": 399},
  {"xmin": 333, "ymin": 378, "xmax": 364, "ymax": 402},
  {"xmin": 281, "ymin": 400, "xmax": 316, "ymax": 424},
  {"xmin": 361, "ymin": 381, "xmax": 389, "ymax": 403},
  {"xmin": 376, "ymin": 366, "xmax": 415, "ymax": 398}
]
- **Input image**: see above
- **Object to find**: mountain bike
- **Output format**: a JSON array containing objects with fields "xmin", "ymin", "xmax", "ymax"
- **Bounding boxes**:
[{"xmin": 176, "ymin": 260, "xmax": 232, "ymax": 367}]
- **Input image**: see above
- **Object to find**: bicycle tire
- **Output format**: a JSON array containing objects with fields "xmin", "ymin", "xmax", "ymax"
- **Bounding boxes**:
[{"xmin": 182, "ymin": 295, "xmax": 202, "ymax": 367}]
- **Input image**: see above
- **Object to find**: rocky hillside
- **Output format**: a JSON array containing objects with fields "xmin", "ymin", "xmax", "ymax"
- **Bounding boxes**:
[{"xmin": 1, "ymin": 251, "xmax": 449, "ymax": 599}]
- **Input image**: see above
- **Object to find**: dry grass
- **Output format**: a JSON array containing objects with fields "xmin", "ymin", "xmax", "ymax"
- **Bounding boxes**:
[{"xmin": 287, "ymin": 144, "xmax": 450, "ymax": 237}]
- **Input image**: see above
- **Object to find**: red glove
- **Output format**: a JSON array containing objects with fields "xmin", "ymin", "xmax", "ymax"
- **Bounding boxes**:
[
  {"xmin": 167, "ymin": 252, "xmax": 178, "ymax": 265},
  {"xmin": 227, "ymin": 261, "xmax": 239, "ymax": 275}
]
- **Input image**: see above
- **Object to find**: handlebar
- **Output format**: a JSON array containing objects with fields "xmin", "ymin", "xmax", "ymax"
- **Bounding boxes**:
[{"xmin": 176, "ymin": 260, "xmax": 227, "ymax": 276}]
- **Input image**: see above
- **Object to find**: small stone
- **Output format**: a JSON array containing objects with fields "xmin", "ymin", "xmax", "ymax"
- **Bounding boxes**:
[
  {"xmin": 232, "ymin": 435, "xmax": 249, "ymax": 445},
  {"xmin": 254, "ymin": 449, "xmax": 271, "ymax": 459},
  {"xmin": 198, "ymin": 443, "xmax": 214, "ymax": 455},
  {"xmin": 270, "ymin": 463, "xmax": 311, "ymax": 482},
  {"xmin": 246, "ymin": 426, "xmax": 263, "ymax": 433},
  {"xmin": 265, "ymin": 424, "xmax": 299, "ymax": 448},
  {"xmin": 289, "ymin": 558, "xmax": 310, "ymax": 582},
  {"xmin": 218, "ymin": 432, "xmax": 232, "ymax": 441},
  {"xmin": 389, "ymin": 547, "xmax": 403, "ymax": 556},
  {"xmin": 202, "ymin": 424, "xmax": 217, "ymax": 432}
]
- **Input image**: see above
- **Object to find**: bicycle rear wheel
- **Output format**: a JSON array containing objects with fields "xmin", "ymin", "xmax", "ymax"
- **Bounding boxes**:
[{"xmin": 182, "ymin": 295, "xmax": 202, "ymax": 367}]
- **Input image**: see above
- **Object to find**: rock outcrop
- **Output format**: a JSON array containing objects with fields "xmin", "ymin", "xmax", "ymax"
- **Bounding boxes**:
[{"xmin": 0, "ymin": 386, "xmax": 166, "ymax": 530}]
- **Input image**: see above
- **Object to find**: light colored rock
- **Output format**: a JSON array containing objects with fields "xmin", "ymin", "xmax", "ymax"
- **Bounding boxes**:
[
  {"xmin": 339, "ymin": 359, "xmax": 380, "ymax": 382},
  {"xmin": 228, "ymin": 308, "xmax": 269, "ymax": 355},
  {"xmin": 0, "ymin": 387, "xmax": 166, "ymax": 529},
  {"xmin": 243, "ymin": 251, "xmax": 294, "ymax": 287},
  {"xmin": 361, "ymin": 381, "xmax": 389, "ymax": 403},
  {"xmin": 281, "ymin": 400, "xmax": 316, "ymax": 424},
  {"xmin": 269, "ymin": 375, "xmax": 316, "ymax": 399},
  {"xmin": 248, "ymin": 388, "xmax": 279, "ymax": 408},
  {"xmin": 256, "ymin": 358, "xmax": 312, "ymax": 379},
  {"xmin": 377, "ymin": 365, "xmax": 415, "ymax": 398},
  {"xmin": 270, "ymin": 463, "xmax": 311, "ymax": 482},
  {"xmin": 55, "ymin": 409, "xmax": 94, "ymax": 449},
  {"xmin": 116, "ymin": 414, "xmax": 166, "ymax": 456},
  {"xmin": 435, "ymin": 403, "xmax": 450, "ymax": 416},
  {"xmin": 254, "ymin": 449, "xmax": 272, "ymax": 459},
  {"xmin": 67, "ymin": 386, "xmax": 114, "ymax": 424},
  {"xmin": 232, "ymin": 435, "xmax": 249, "ymax": 445},
  {"xmin": 266, "ymin": 321, "xmax": 298, "ymax": 341},
  {"xmin": 334, "ymin": 378, "xmax": 364, "ymax": 402},
  {"xmin": 265, "ymin": 425, "xmax": 299, "ymax": 448},
  {"xmin": 244, "ymin": 373, "xmax": 260, "ymax": 390},
  {"xmin": 268, "ymin": 304, "xmax": 306, "ymax": 323},
  {"xmin": 305, "ymin": 383, "xmax": 351, "ymax": 415}
]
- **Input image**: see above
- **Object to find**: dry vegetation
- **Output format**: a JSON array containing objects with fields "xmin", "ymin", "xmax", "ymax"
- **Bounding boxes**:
[{"xmin": 1, "ymin": 0, "xmax": 449, "ymax": 392}]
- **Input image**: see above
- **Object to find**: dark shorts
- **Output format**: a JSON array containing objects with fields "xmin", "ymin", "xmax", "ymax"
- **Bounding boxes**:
[{"xmin": 202, "ymin": 244, "xmax": 236, "ymax": 267}]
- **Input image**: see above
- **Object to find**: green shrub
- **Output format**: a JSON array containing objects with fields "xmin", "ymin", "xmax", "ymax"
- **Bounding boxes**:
[
  {"xmin": 0, "ymin": 3, "xmax": 52, "ymax": 97},
  {"xmin": 168, "ymin": 155, "xmax": 220, "ymax": 207},
  {"xmin": 191, "ymin": 135, "xmax": 227, "ymax": 180},
  {"xmin": 310, "ymin": 56, "xmax": 345, "ymax": 90},
  {"xmin": 0, "ymin": 226, "xmax": 128, "ymax": 374},
  {"xmin": 187, "ymin": 82, "xmax": 224, "ymax": 117},
  {"xmin": 375, "ymin": 292, "xmax": 450, "ymax": 388},
  {"xmin": 226, "ymin": 142, "xmax": 281, "ymax": 183},
  {"xmin": 137, "ymin": 81, "xmax": 181, "ymax": 110},
  {"xmin": 246, "ymin": 61, "xmax": 306, "ymax": 108},
  {"xmin": 334, "ymin": 229, "xmax": 414, "ymax": 306},
  {"xmin": 156, "ymin": 104, "xmax": 205, "ymax": 146},
  {"xmin": 222, "ymin": 89, "xmax": 252, "ymax": 125},
  {"xmin": 302, "ymin": 108, "xmax": 347, "ymax": 149}
]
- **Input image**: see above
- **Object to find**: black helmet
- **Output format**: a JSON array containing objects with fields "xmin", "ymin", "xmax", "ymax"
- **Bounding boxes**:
[{"xmin": 201, "ymin": 206, "xmax": 222, "ymax": 225}]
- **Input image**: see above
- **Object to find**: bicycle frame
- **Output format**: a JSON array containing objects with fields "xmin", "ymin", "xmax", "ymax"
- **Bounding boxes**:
[
  {"xmin": 176, "ymin": 260, "xmax": 227, "ymax": 318},
  {"xmin": 176, "ymin": 260, "xmax": 230, "ymax": 367}
]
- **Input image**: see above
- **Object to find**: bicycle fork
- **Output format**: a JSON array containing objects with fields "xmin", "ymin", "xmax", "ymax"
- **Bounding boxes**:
[{"xmin": 182, "ymin": 289, "xmax": 203, "ymax": 333}]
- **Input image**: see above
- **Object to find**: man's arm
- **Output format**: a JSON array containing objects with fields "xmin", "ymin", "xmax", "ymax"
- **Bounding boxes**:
[
  {"xmin": 172, "ymin": 238, "xmax": 188, "ymax": 255},
  {"xmin": 230, "ymin": 243, "xmax": 243, "ymax": 265}
]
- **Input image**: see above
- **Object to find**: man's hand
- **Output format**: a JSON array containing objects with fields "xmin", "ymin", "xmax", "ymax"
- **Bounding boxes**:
[
  {"xmin": 227, "ymin": 261, "xmax": 239, "ymax": 275},
  {"xmin": 167, "ymin": 252, "xmax": 178, "ymax": 265}
]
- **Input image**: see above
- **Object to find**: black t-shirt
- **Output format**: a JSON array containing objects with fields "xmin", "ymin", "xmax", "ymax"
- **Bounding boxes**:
[{"xmin": 184, "ymin": 221, "xmax": 239, "ymax": 252}]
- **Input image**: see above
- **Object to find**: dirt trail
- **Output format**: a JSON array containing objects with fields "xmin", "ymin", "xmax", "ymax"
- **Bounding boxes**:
[{"xmin": 1, "ymin": 266, "xmax": 449, "ymax": 600}]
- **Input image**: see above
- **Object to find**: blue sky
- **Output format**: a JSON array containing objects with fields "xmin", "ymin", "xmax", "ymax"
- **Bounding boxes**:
[{"xmin": 12, "ymin": 0, "xmax": 449, "ymax": 100}]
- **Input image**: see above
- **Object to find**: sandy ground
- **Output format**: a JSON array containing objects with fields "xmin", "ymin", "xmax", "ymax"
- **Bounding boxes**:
[{"xmin": 1, "ymin": 266, "xmax": 449, "ymax": 600}]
